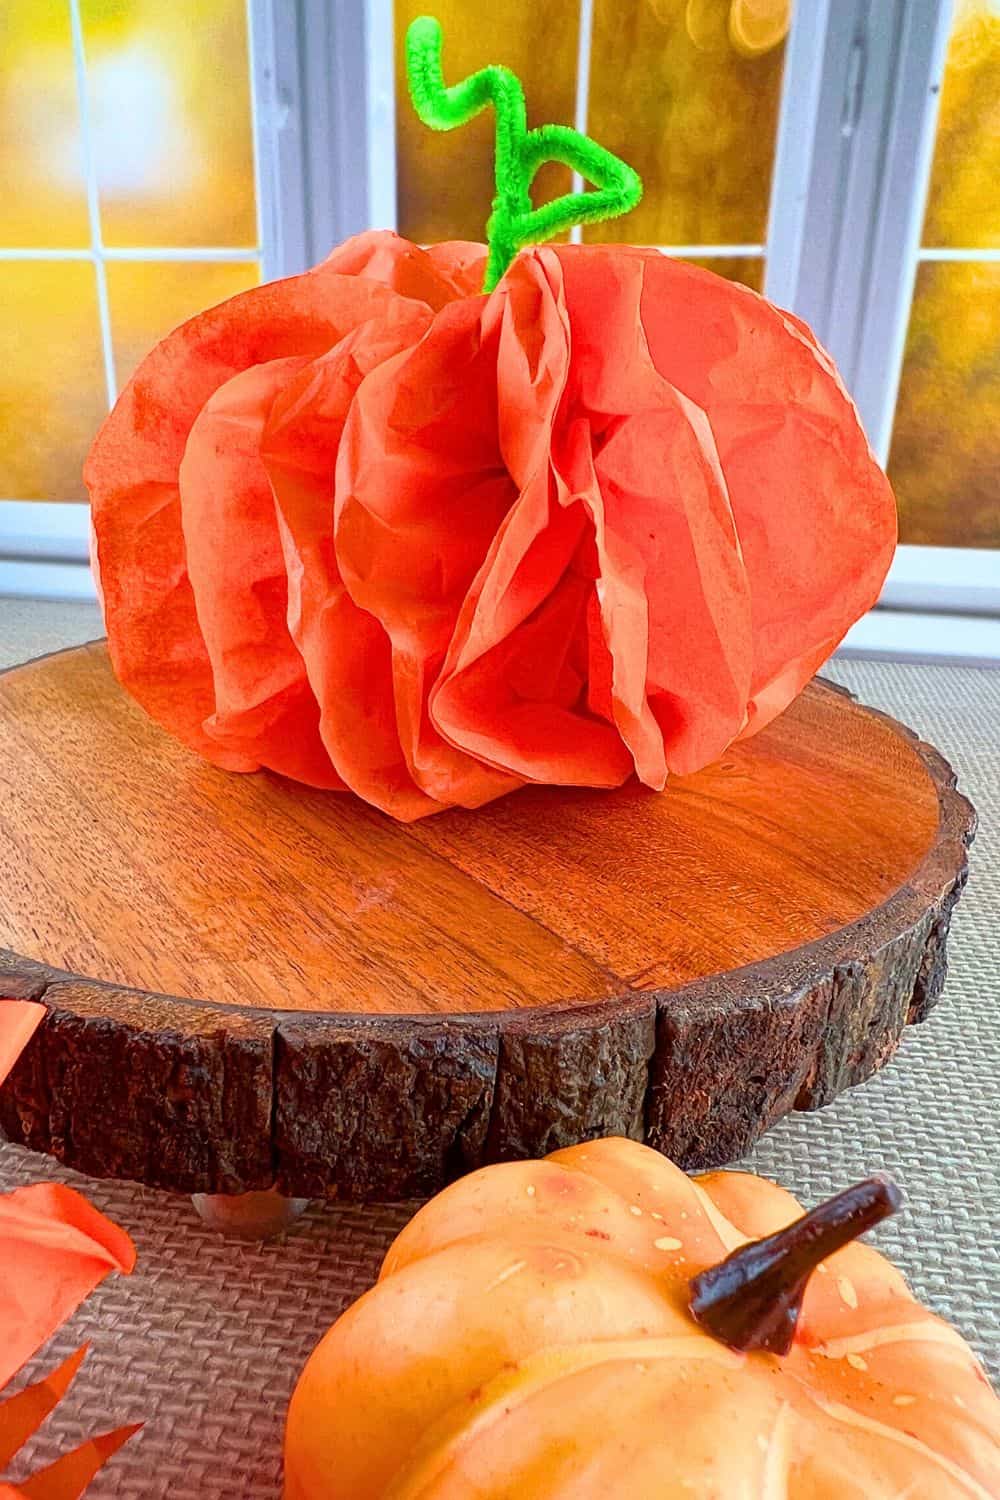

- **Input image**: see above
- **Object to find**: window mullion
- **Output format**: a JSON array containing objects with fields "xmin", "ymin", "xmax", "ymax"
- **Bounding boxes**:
[
  {"xmin": 852, "ymin": 0, "xmax": 953, "ymax": 463},
  {"xmin": 763, "ymin": 0, "xmax": 836, "ymax": 313},
  {"xmin": 766, "ymin": 0, "xmax": 951, "ymax": 462},
  {"xmin": 248, "ymin": 0, "xmax": 397, "ymax": 281}
]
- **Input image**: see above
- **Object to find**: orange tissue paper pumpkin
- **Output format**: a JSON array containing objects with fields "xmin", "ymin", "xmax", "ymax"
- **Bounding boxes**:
[
  {"xmin": 85, "ymin": 19, "xmax": 896, "ymax": 821},
  {"xmin": 284, "ymin": 1137, "xmax": 1000, "ymax": 1499}
]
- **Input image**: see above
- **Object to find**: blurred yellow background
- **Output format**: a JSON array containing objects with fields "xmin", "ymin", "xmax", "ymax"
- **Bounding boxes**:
[
  {"xmin": 888, "ymin": 0, "xmax": 1000, "ymax": 547},
  {"xmin": 1, "ymin": 0, "xmax": 996, "ymax": 553},
  {"xmin": 394, "ymin": 0, "xmax": 789, "ymax": 257},
  {"xmin": 0, "ymin": 0, "xmax": 259, "ymax": 501}
]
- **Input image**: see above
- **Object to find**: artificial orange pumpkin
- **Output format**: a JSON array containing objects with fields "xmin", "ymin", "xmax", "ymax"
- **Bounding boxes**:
[{"xmin": 284, "ymin": 1137, "xmax": 1000, "ymax": 1498}]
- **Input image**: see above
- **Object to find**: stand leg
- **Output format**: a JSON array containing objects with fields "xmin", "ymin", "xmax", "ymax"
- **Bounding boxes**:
[{"xmin": 191, "ymin": 1186, "xmax": 311, "ymax": 1239}]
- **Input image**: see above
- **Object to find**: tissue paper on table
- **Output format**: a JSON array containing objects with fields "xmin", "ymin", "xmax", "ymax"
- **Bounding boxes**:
[{"xmin": 0, "ymin": 1003, "xmax": 138, "ymax": 1497}]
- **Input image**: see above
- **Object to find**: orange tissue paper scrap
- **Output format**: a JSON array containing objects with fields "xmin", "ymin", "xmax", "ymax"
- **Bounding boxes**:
[{"xmin": 0, "ymin": 1002, "xmax": 139, "ymax": 1497}]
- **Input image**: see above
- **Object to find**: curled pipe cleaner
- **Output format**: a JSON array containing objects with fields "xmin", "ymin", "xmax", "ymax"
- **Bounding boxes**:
[{"xmin": 405, "ymin": 15, "xmax": 643, "ymax": 292}]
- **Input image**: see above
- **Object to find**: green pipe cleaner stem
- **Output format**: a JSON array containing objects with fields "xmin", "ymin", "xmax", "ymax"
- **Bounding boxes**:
[{"xmin": 405, "ymin": 15, "xmax": 643, "ymax": 292}]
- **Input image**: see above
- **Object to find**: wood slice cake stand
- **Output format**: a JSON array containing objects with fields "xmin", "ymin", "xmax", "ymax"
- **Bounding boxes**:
[{"xmin": 0, "ymin": 642, "xmax": 974, "ymax": 1229}]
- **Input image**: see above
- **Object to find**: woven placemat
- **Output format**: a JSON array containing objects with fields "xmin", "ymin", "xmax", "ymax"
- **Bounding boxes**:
[{"xmin": 1, "ymin": 613, "xmax": 998, "ymax": 1496}]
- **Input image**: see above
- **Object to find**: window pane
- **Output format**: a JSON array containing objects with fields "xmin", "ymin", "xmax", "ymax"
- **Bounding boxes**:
[
  {"xmin": 107, "ymin": 260, "xmax": 260, "ymax": 385},
  {"xmin": 921, "ymin": 0, "xmax": 999, "ymax": 251},
  {"xmin": 81, "ymin": 0, "xmax": 256, "ymax": 248},
  {"xmin": 681, "ymin": 253, "xmax": 764, "ymax": 290},
  {"xmin": 586, "ymin": 0, "xmax": 792, "ymax": 244},
  {"xmin": 395, "ymin": 0, "xmax": 579, "ymax": 245},
  {"xmin": 0, "ymin": 262, "xmax": 106, "ymax": 501},
  {"xmin": 889, "ymin": 261, "xmax": 1000, "ymax": 549},
  {"xmin": 0, "ymin": 2, "xmax": 88, "ymax": 248}
]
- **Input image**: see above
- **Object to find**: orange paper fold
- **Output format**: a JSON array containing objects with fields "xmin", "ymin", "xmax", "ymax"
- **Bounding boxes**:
[
  {"xmin": 1, "ymin": 1423, "xmax": 140, "ymax": 1500},
  {"xmin": 0, "ymin": 1346, "xmax": 137, "ymax": 1500},
  {"xmin": 86, "ymin": 232, "xmax": 896, "ymax": 818},
  {"xmin": 0, "ymin": 1004, "xmax": 44, "ymax": 1084},
  {"xmin": 0, "ymin": 1349, "xmax": 88, "ymax": 1469},
  {"xmin": 0, "ymin": 1011, "xmax": 138, "ymax": 1495},
  {"xmin": 0, "ymin": 1184, "xmax": 135, "ymax": 1391},
  {"xmin": 0, "ymin": 1185, "xmax": 137, "ymax": 1495}
]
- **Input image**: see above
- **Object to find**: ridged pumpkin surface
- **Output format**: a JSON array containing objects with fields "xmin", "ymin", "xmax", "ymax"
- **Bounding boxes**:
[{"xmin": 285, "ymin": 1138, "xmax": 1000, "ymax": 1498}]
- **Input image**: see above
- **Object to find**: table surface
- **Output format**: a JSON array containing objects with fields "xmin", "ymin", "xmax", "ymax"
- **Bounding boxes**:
[{"xmin": 2, "ymin": 600, "xmax": 998, "ymax": 1500}]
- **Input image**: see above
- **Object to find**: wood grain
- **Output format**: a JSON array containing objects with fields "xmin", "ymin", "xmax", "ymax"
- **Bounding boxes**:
[
  {"xmin": 0, "ymin": 643, "xmax": 941, "ymax": 1012},
  {"xmin": 0, "ymin": 643, "xmax": 975, "ymax": 1198}
]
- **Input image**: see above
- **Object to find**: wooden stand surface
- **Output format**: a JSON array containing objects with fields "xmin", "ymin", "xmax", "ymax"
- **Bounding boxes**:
[{"xmin": 0, "ymin": 642, "xmax": 974, "ymax": 1200}]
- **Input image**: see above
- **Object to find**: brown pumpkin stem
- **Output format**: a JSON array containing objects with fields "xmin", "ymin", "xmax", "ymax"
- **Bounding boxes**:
[{"xmin": 688, "ymin": 1175, "xmax": 902, "ymax": 1356}]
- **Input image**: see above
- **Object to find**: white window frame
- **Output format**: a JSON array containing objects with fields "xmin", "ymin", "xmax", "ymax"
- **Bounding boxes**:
[
  {"xmin": 1, "ymin": 0, "xmax": 395, "ymax": 601},
  {"xmin": 767, "ymin": 0, "xmax": 1000, "ymax": 656},
  {"xmin": 5, "ymin": 0, "xmax": 996, "ymax": 665},
  {"xmin": 0, "ymin": 0, "xmax": 274, "ymax": 601},
  {"xmin": 248, "ymin": 0, "xmax": 396, "ymax": 279}
]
